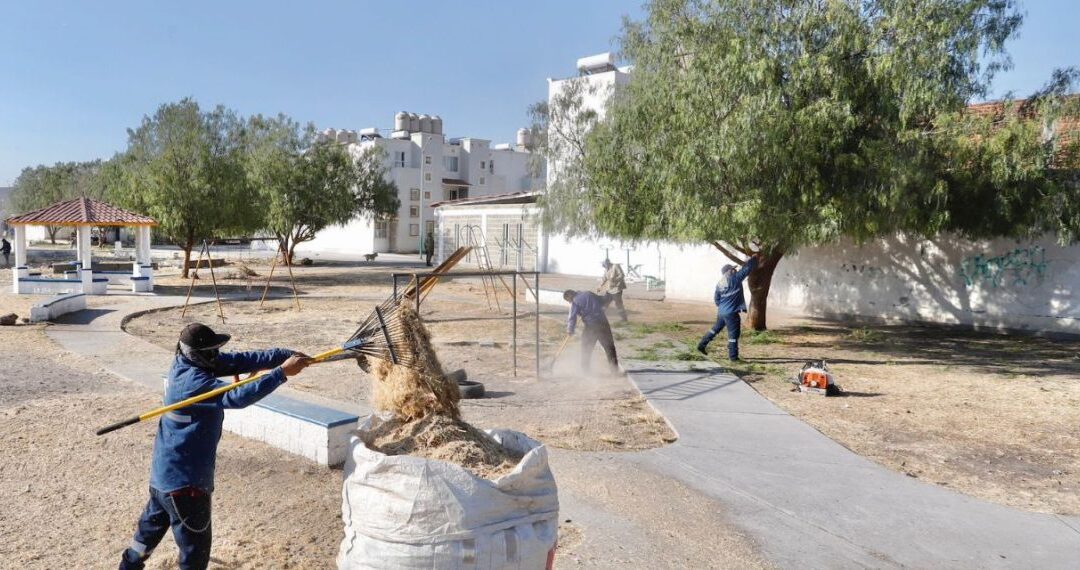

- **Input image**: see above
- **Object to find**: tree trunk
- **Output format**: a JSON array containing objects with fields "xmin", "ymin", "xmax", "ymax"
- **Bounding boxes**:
[
  {"xmin": 746, "ymin": 251, "xmax": 784, "ymax": 331},
  {"xmin": 181, "ymin": 244, "xmax": 193, "ymax": 279},
  {"xmin": 275, "ymin": 235, "xmax": 290, "ymax": 265},
  {"xmin": 47, "ymin": 226, "xmax": 59, "ymax": 245}
]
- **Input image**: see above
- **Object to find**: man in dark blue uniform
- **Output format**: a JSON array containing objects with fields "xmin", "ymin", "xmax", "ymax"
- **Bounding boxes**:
[
  {"xmin": 697, "ymin": 253, "xmax": 759, "ymax": 361},
  {"xmin": 118, "ymin": 323, "xmax": 310, "ymax": 570},
  {"xmin": 564, "ymin": 289, "xmax": 621, "ymax": 376}
]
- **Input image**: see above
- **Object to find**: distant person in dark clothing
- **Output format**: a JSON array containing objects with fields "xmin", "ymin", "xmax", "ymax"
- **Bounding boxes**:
[
  {"xmin": 564, "ymin": 289, "xmax": 620, "ymax": 375},
  {"xmin": 423, "ymin": 232, "xmax": 435, "ymax": 267},
  {"xmin": 597, "ymin": 259, "xmax": 628, "ymax": 322},
  {"xmin": 697, "ymin": 253, "xmax": 759, "ymax": 361},
  {"xmin": 0, "ymin": 237, "xmax": 10, "ymax": 267}
]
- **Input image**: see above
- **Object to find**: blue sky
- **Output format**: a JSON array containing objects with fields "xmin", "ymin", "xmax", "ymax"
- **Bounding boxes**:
[{"xmin": 1, "ymin": 0, "xmax": 1075, "ymax": 186}]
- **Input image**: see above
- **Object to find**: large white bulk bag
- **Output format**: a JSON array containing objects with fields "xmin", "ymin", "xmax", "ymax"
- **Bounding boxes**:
[{"xmin": 337, "ymin": 415, "xmax": 560, "ymax": 569}]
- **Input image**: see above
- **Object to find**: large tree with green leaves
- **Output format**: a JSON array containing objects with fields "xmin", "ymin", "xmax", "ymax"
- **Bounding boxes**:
[
  {"xmin": 243, "ymin": 114, "xmax": 399, "ymax": 263},
  {"xmin": 109, "ymin": 98, "xmax": 258, "ymax": 277},
  {"xmin": 534, "ymin": 0, "xmax": 1078, "ymax": 329}
]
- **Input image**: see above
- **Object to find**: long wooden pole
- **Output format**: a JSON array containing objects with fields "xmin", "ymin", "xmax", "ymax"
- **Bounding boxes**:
[
  {"xmin": 258, "ymin": 252, "xmax": 279, "ymax": 309},
  {"xmin": 180, "ymin": 242, "xmax": 207, "ymax": 318}
]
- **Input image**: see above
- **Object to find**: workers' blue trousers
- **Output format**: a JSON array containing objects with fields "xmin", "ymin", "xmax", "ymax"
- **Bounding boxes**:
[
  {"xmin": 119, "ymin": 487, "xmax": 212, "ymax": 570},
  {"xmin": 699, "ymin": 312, "xmax": 742, "ymax": 360}
]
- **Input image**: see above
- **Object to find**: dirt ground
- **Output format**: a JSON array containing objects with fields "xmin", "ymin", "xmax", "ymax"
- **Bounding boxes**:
[
  {"xmin": 20, "ymin": 253, "xmax": 1074, "ymax": 561},
  {"xmin": 616, "ymin": 310, "xmax": 1080, "ymax": 516},
  {"xmin": 0, "ymin": 260, "xmax": 759, "ymax": 568},
  {"xmin": 123, "ymin": 291, "xmax": 678, "ymax": 452}
]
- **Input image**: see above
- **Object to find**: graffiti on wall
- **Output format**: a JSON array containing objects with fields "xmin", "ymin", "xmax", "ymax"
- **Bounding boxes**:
[{"xmin": 960, "ymin": 246, "xmax": 1048, "ymax": 288}]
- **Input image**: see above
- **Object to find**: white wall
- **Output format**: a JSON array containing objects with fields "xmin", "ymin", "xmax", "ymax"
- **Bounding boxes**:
[
  {"xmin": 298, "ymin": 217, "xmax": 378, "ymax": 257},
  {"xmin": 664, "ymin": 235, "xmax": 1080, "ymax": 335},
  {"xmin": 545, "ymin": 233, "xmax": 664, "ymax": 279}
]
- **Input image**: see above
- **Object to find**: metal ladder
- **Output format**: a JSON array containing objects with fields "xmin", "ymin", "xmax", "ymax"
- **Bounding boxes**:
[{"xmin": 464, "ymin": 225, "xmax": 502, "ymax": 310}]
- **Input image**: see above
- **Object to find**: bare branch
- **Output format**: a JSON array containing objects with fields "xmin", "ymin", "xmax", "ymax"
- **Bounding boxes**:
[{"xmin": 710, "ymin": 241, "xmax": 745, "ymax": 264}]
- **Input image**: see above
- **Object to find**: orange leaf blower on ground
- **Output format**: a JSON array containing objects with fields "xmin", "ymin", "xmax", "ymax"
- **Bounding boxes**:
[{"xmin": 792, "ymin": 360, "xmax": 842, "ymax": 396}]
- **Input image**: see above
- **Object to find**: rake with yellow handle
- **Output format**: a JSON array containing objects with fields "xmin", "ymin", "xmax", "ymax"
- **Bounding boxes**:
[{"xmin": 97, "ymin": 299, "xmax": 415, "ymax": 436}]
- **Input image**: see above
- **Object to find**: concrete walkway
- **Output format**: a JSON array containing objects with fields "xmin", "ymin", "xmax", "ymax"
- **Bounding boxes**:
[
  {"xmin": 45, "ymin": 292, "xmax": 363, "ymax": 415},
  {"xmin": 624, "ymin": 360, "xmax": 1080, "ymax": 569}
]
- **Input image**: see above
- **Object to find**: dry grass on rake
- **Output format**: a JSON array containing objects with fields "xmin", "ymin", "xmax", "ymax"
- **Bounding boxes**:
[{"xmin": 367, "ymin": 305, "xmax": 522, "ymax": 478}]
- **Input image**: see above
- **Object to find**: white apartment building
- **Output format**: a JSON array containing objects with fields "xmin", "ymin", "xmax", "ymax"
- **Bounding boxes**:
[
  {"xmin": 299, "ymin": 113, "xmax": 543, "ymax": 256},
  {"xmin": 539, "ymin": 54, "xmax": 668, "ymax": 280}
]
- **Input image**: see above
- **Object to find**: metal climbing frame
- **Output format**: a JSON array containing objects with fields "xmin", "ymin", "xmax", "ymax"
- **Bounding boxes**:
[{"xmin": 391, "ymin": 270, "xmax": 541, "ymax": 378}]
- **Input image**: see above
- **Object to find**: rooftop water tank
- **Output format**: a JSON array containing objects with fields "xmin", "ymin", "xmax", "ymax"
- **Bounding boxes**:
[
  {"xmin": 359, "ymin": 127, "xmax": 381, "ymax": 138},
  {"xmin": 516, "ymin": 128, "xmax": 532, "ymax": 149},
  {"xmin": 408, "ymin": 113, "xmax": 420, "ymax": 132},
  {"xmin": 431, "ymin": 115, "xmax": 443, "ymax": 135},
  {"xmin": 394, "ymin": 112, "xmax": 409, "ymax": 132},
  {"xmin": 577, "ymin": 52, "xmax": 617, "ymax": 75},
  {"xmin": 419, "ymin": 114, "xmax": 432, "ymax": 133}
]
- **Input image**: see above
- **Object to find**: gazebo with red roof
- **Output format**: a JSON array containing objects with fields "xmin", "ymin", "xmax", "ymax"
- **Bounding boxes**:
[{"xmin": 5, "ymin": 197, "xmax": 158, "ymax": 295}]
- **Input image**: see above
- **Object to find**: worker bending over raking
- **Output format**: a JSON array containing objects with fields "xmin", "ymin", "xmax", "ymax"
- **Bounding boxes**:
[
  {"xmin": 119, "ymin": 323, "xmax": 310, "ymax": 570},
  {"xmin": 698, "ymin": 253, "xmax": 760, "ymax": 361},
  {"xmin": 563, "ymin": 289, "xmax": 621, "ymax": 376}
]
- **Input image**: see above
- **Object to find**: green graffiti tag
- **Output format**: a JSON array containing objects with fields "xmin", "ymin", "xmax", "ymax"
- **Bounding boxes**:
[{"xmin": 960, "ymin": 246, "xmax": 1048, "ymax": 288}]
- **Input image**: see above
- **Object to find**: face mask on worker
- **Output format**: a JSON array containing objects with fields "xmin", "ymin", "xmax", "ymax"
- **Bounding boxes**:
[{"xmin": 177, "ymin": 342, "xmax": 222, "ymax": 371}]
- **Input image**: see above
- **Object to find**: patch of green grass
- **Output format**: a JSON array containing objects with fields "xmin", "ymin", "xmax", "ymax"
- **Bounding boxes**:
[
  {"xmin": 634, "ymin": 347, "xmax": 664, "ymax": 361},
  {"xmin": 673, "ymin": 350, "xmax": 708, "ymax": 361},
  {"xmin": 846, "ymin": 327, "xmax": 886, "ymax": 343},
  {"xmin": 744, "ymin": 330, "xmax": 782, "ymax": 345},
  {"xmin": 653, "ymin": 339, "xmax": 675, "ymax": 349},
  {"xmin": 629, "ymin": 322, "xmax": 689, "ymax": 336}
]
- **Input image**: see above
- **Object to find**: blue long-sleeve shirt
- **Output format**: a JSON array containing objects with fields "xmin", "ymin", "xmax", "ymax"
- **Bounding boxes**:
[
  {"xmin": 567, "ymin": 291, "xmax": 607, "ymax": 334},
  {"xmin": 714, "ymin": 257, "xmax": 757, "ymax": 314},
  {"xmin": 150, "ymin": 348, "xmax": 293, "ymax": 493}
]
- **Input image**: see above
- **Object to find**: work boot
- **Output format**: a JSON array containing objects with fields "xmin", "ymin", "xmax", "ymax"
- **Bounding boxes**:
[{"xmin": 696, "ymin": 343, "xmax": 708, "ymax": 355}]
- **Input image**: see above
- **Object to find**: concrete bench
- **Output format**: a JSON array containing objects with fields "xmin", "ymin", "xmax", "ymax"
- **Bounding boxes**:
[
  {"xmin": 20, "ymin": 277, "xmax": 83, "ymax": 295},
  {"xmin": 221, "ymin": 393, "xmax": 359, "ymax": 466},
  {"xmin": 30, "ymin": 293, "xmax": 87, "ymax": 322}
]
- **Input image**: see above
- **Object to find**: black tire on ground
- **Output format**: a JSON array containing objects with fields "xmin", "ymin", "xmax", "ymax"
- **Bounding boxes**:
[{"xmin": 457, "ymin": 379, "xmax": 485, "ymax": 399}]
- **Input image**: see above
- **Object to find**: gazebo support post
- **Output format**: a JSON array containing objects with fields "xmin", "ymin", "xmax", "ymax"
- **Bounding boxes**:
[
  {"xmin": 11, "ymin": 225, "xmax": 27, "ymax": 293},
  {"xmin": 132, "ymin": 226, "xmax": 153, "ymax": 292},
  {"xmin": 77, "ymin": 226, "xmax": 95, "ymax": 294}
]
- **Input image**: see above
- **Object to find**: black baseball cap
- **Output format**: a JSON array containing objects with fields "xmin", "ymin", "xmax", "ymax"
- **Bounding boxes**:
[{"xmin": 179, "ymin": 323, "xmax": 231, "ymax": 350}]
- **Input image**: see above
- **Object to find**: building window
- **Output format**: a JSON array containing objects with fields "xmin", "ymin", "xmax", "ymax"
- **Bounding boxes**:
[
  {"xmin": 425, "ymin": 221, "xmax": 435, "ymax": 234},
  {"xmin": 447, "ymin": 187, "xmax": 469, "ymax": 201},
  {"xmin": 424, "ymin": 172, "xmax": 432, "ymax": 182},
  {"xmin": 479, "ymin": 176, "xmax": 485, "ymax": 185},
  {"xmin": 374, "ymin": 220, "xmax": 388, "ymax": 239},
  {"xmin": 393, "ymin": 151, "xmax": 406, "ymax": 168},
  {"xmin": 409, "ymin": 188, "xmax": 420, "ymax": 201},
  {"xmin": 424, "ymin": 155, "xmax": 431, "ymax": 165},
  {"xmin": 424, "ymin": 191, "xmax": 431, "ymax": 199},
  {"xmin": 409, "ymin": 224, "xmax": 419, "ymax": 237},
  {"xmin": 443, "ymin": 156, "xmax": 458, "ymax": 171},
  {"xmin": 409, "ymin": 206, "xmax": 419, "ymax": 218},
  {"xmin": 489, "ymin": 160, "xmax": 495, "ymax": 174},
  {"xmin": 480, "ymin": 161, "xmax": 486, "ymax": 170}
]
